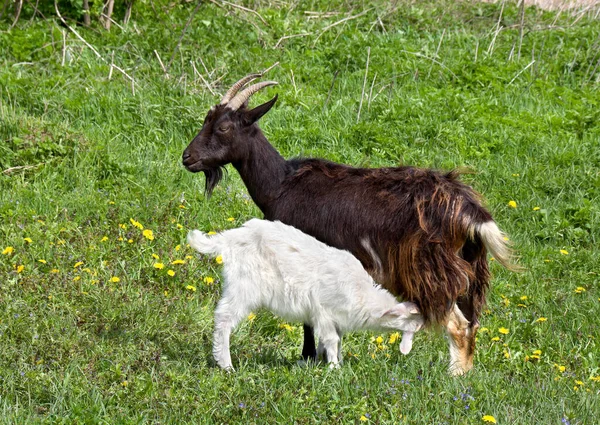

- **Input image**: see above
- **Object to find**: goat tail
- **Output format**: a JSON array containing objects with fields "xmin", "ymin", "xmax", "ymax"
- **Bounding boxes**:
[
  {"xmin": 187, "ymin": 230, "xmax": 225, "ymax": 257},
  {"xmin": 472, "ymin": 221, "xmax": 521, "ymax": 272}
]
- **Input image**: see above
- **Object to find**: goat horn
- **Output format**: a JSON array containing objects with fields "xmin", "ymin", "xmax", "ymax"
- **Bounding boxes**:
[
  {"xmin": 226, "ymin": 81, "xmax": 278, "ymax": 111},
  {"xmin": 220, "ymin": 73, "xmax": 262, "ymax": 105}
]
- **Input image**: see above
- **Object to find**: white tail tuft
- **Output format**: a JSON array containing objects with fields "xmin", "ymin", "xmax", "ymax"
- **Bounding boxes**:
[
  {"xmin": 475, "ymin": 221, "xmax": 521, "ymax": 271},
  {"xmin": 187, "ymin": 230, "xmax": 223, "ymax": 257}
]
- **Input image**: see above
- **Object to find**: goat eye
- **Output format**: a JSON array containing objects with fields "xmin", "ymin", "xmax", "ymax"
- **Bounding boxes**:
[{"xmin": 218, "ymin": 125, "xmax": 230, "ymax": 133}]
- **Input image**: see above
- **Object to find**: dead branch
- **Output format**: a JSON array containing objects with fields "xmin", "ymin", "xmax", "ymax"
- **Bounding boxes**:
[
  {"xmin": 190, "ymin": 60, "xmax": 217, "ymax": 96},
  {"xmin": 274, "ymin": 33, "xmax": 311, "ymax": 49},
  {"xmin": 313, "ymin": 8, "xmax": 373, "ymax": 46},
  {"xmin": 9, "ymin": 0, "xmax": 23, "ymax": 29},
  {"xmin": 2, "ymin": 163, "xmax": 44, "ymax": 175},
  {"xmin": 357, "ymin": 46, "xmax": 370, "ymax": 123},
  {"xmin": 221, "ymin": 0, "xmax": 267, "ymax": 25},
  {"xmin": 82, "ymin": 0, "xmax": 90, "ymax": 26},
  {"xmin": 399, "ymin": 50, "xmax": 458, "ymax": 80},
  {"xmin": 166, "ymin": 0, "xmax": 202, "ymax": 72}
]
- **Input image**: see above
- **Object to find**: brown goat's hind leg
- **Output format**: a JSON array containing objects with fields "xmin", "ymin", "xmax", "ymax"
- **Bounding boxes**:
[
  {"xmin": 445, "ymin": 305, "xmax": 476, "ymax": 376},
  {"xmin": 301, "ymin": 324, "xmax": 317, "ymax": 361}
]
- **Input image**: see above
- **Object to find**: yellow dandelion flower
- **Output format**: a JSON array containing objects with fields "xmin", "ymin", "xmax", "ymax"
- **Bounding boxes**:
[
  {"xmin": 512, "ymin": 173, "xmax": 520, "ymax": 177},
  {"xmin": 186, "ymin": 285, "xmax": 196, "ymax": 292},
  {"xmin": 73, "ymin": 276, "xmax": 81, "ymax": 282},
  {"xmin": 142, "ymin": 229, "xmax": 154, "ymax": 241},
  {"xmin": 503, "ymin": 298, "xmax": 510, "ymax": 307},
  {"xmin": 167, "ymin": 270, "xmax": 175, "ymax": 277},
  {"xmin": 119, "ymin": 223, "xmax": 127, "ymax": 230},
  {"xmin": 176, "ymin": 223, "xmax": 184, "ymax": 230},
  {"xmin": 279, "ymin": 323, "xmax": 295, "ymax": 331},
  {"xmin": 118, "ymin": 237, "xmax": 124, "ymax": 241},
  {"xmin": 575, "ymin": 380, "xmax": 584, "ymax": 386},
  {"xmin": 479, "ymin": 327, "xmax": 489, "ymax": 332},
  {"xmin": 375, "ymin": 336, "xmax": 384, "ymax": 344},
  {"xmin": 554, "ymin": 364, "xmax": 566, "ymax": 373},
  {"xmin": 164, "ymin": 290, "xmax": 168, "ymax": 296},
  {"xmin": 227, "ymin": 217, "xmax": 235, "ymax": 222},
  {"xmin": 153, "ymin": 263, "xmax": 164, "ymax": 270},
  {"xmin": 152, "ymin": 254, "xmax": 160, "ymax": 260},
  {"xmin": 498, "ymin": 327, "xmax": 509, "ymax": 335},
  {"xmin": 110, "ymin": 277, "xmax": 120, "ymax": 283},
  {"xmin": 491, "ymin": 337, "xmax": 500, "ymax": 342},
  {"xmin": 16, "ymin": 265, "xmax": 24, "ymax": 273},
  {"xmin": 560, "ymin": 249, "xmax": 569, "ymax": 255},
  {"xmin": 532, "ymin": 349, "xmax": 542, "ymax": 355},
  {"xmin": 73, "ymin": 261, "xmax": 84, "ymax": 268},
  {"xmin": 24, "ymin": 238, "xmax": 32, "ymax": 244},
  {"xmin": 520, "ymin": 296, "xmax": 528, "ymax": 301},
  {"xmin": 389, "ymin": 332, "xmax": 400, "ymax": 344},
  {"xmin": 50, "ymin": 268, "xmax": 59, "ymax": 273},
  {"xmin": 2, "ymin": 246, "xmax": 14, "ymax": 255},
  {"xmin": 179, "ymin": 204, "xmax": 186, "ymax": 209},
  {"xmin": 171, "ymin": 259, "xmax": 185, "ymax": 265},
  {"xmin": 121, "ymin": 380, "xmax": 128, "ymax": 387},
  {"xmin": 482, "ymin": 415, "xmax": 497, "ymax": 424},
  {"xmin": 175, "ymin": 244, "xmax": 181, "ymax": 251},
  {"xmin": 518, "ymin": 303, "xmax": 527, "ymax": 308},
  {"xmin": 574, "ymin": 287, "xmax": 586, "ymax": 294},
  {"xmin": 185, "ymin": 255, "xmax": 193, "ymax": 260},
  {"xmin": 590, "ymin": 376, "xmax": 600, "ymax": 382},
  {"xmin": 130, "ymin": 218, "xmax": 144, "ymax": 230},
  {"xmin": 248, "ymin": 313, "xmax": 256, "ymax": 321},
  {"xmin": 503, "ymin": 351, "xmax": 510, "ymax": 359},
  {"xmin": 507, "ymin": 201, "xmax": 517, "ymax": 208},
  {"xmin": 38, "ymin": 259, "xmax": 47, "ymax": 264},
  {"xmin": 128, "ymin": 239, "xmax": 133, "ymax": 243},
  {"xmin": 533, "ymin": 206, "xmax": 540, "ymax": 211},
  {"xmin": 204, "ymin": 276, "xmax": 214, "ymax": 285},
  {"xmin": 360, "ymin": 416, "xmax": 368, "ymax": 422},
  {"xmin": 208, "ymin": 231, "xmax": 217, "ymax": 235},
  {"xmin": 101, "ymin": 236, "xmax": 109, "ymax": 242},
  {"xmin": 536, "ymin": 317, "xmax": 547, "ymax": 322},
  {"xmin": 215, "ymin": 255, "xmax": 223, "ymax": 264}
]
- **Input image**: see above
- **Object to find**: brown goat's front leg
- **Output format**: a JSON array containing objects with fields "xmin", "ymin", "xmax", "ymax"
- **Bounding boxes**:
[
  {"xmin": 302, "ymin": 324, "xmax": 317, "ymax": 361},
  {"xmin": 445, "ymin": 305, "xmax": 477, "ymax": 376}
]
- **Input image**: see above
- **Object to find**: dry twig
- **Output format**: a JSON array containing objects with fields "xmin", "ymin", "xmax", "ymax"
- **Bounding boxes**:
[
  {"xmin": 357, "ymin": 46, "xmax": 370, "ymax": 123},
  {"xmin": 313, "ymin": 8, "xmax": 373, "ymax": 46}
]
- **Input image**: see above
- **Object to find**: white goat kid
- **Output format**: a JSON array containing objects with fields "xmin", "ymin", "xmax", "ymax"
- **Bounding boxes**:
[{"xmin": 187, "ymin": 219, "xmax": 424, "ymax": 370}]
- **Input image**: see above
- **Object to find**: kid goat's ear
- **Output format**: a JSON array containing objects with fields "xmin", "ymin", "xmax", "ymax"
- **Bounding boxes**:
[
  {"xmin": 382, "ymin": 302, "xmax": 420, "ymax": 317},
  {"xmin": 243, "ymin": 94, "xmax": 278, "ymax": 125}
]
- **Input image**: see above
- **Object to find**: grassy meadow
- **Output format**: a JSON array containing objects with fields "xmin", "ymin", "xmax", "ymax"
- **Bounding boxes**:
[{"xmin": 1, "ymin": 0, "xmax": 599, "ymax": 423}]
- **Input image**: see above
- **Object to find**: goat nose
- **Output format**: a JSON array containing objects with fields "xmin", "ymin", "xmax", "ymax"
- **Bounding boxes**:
[{"xmin": 182, "ymin": 151, "xmax": 193, "ymax": 165}]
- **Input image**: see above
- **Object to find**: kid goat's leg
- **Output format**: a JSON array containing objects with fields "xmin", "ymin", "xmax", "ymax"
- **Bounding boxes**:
[
  {"xmin": 213, "ymin": 296, "xmax": 249, "ymax": 371},
  {"xmin": 315, "ymin": 321, "xmax": 340, "ymax": 367}
]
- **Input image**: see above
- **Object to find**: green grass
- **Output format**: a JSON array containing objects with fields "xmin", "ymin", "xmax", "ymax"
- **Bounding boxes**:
[{"xmin": 1, "ymin": 1, "xmax": 599, "ymax": 423}]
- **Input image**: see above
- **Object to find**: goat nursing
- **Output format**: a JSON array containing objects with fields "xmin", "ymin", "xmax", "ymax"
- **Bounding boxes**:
[
  {"xmin": 187, "ymin": 219, "xmax": 424, "ymax": 370},
  {"xmin": 182, "ymin": 72, "xmax": 519, "ymax": 376}
]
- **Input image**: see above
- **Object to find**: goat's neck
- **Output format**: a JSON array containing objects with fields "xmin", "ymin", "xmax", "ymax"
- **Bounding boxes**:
[{"xmin": 232, "ymin": 131, "xmax": 287, "ymax": 216}]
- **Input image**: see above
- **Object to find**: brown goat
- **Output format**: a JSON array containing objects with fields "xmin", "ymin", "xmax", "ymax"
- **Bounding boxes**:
[{"xmin": 182, "ymin": 74, "xmax": 517, "ymax": 375}]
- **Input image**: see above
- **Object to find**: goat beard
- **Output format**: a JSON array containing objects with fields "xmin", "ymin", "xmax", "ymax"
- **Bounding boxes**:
[{"xmin": 203, "ymin": 167, "xmax": 225, "ymax": 198}]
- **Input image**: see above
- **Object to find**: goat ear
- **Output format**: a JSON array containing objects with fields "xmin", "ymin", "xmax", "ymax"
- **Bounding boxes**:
[
  {"xmin": 243, "ymin": 94, "xmax": 278, "ymax": 125},
  {"xmin": 382, "ymin": 302, "xmax": 420, "ymax": 318}
]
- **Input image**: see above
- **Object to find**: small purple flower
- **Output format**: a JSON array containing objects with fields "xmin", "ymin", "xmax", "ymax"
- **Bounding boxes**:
[
  {"xmin": 365, "ymin": 413, "xmax": 371, "ymax": 419},
  {"xmin": 238, "ymin": 403, "xmax": 245, "ymax": 409}
]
